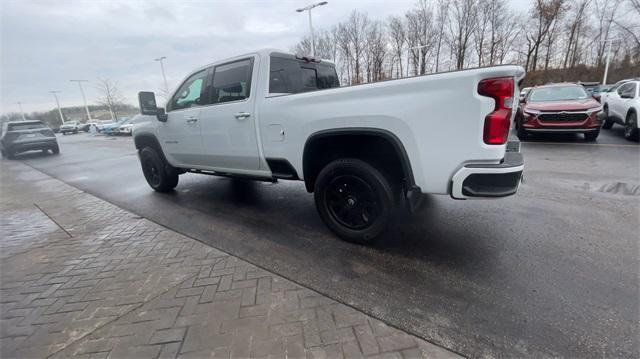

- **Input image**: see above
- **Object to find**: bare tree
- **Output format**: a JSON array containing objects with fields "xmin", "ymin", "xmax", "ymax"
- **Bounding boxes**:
[
  {"xmin": 524, "ymin": 0, "xmax": 565, "ymax": 71},
  {"xmin": 448, "ymin": 0, "xmax": 478, "ymax": 69},
  {"xmin": 387, "ymin": 15, "xmax": 406, "ymax": 77},
  {"xmin": 434, "ymin": 0, "xmax": 450, "ymax": 71},
  {"xmin": 593, "ymin": 0, "xmax": 621, "ymax": 66},
  {"xmin": 95, "ymin": 78, "xmax": 124, "ymax": 121}
]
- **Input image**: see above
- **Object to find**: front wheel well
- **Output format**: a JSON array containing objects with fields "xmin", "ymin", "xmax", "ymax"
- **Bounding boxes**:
[
  {"xmin": 302, "ymin": 130, "xmax": 414, "ymax": 193},
  {"xmin": 134, "ymin": 134, "xmax": 169, "ymax": 164}
]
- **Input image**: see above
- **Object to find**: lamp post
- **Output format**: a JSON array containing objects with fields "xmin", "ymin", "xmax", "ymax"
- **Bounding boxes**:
[
  {"xmin": 296, "ymin": 1, "xmax": 328, "ymax": 57},
  {"xmin": 15, "ymin": 102, "xmax": 26, "ymax": 121},
  {"xmin": 70, "ymin": 80, "xmax": 92, "ymax": 121},
  {"xmin": 155, "ymin": 56, "xmax": 169, "ymax": 95},
  {"xmin": 49, "ymin": 91, "xmax": 65, "ymax": 124},
  {"xmin": 601, "ymin": 38, "xmax": 620, "ymax": 85}
]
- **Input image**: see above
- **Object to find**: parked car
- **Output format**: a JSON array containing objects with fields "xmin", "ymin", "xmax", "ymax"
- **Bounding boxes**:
[
  {"xmin": 80, "ymin": 119, "xmax": 100, "ymax": 132},
  {"xmin": 515, "ymin": 83, "xmax": 604, "ymax": 141},
  {"xmin": 59, "ymin": 121, "xmax": 80, "ymax": 135},
  {"xmin": 519, "ymin": 87, "xmax": 531, "ymax": 102},
  {"xmin": 578, "ymin": 81, "xmax": 599, "ymax": 95},
  {"xmin": 602, "ymin": 80, "xmax": 639, "ymax": 141},
  {"xmin": 1, "ymin": 120, "xmax": 59, "ymax": 159},
  {"xmin": 101, "ymin": 118, "xmax": 130, "ymax": 136},
  {"xmin": 118, "ymin": 115, "xmax": 144, "ymax": 135},
  {"xmin": 95, "ymin": 120, "xmax": 115, "ymax": 132},
  {"xmin": 592, "ymin": 84, "xmax": 612, "ymax": 102},
  {"xmin": 133, "ymin": 49, "xmax": 525, "ymax": 244}
]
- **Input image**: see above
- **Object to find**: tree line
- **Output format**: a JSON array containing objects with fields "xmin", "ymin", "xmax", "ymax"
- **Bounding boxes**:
[
  {"xmin": 293, "ymin": 0, "xmax": 639, "ymax": 86},
  {"xmin": 1, "ymin": 78, "xmax": 132, "ymax": 128}
]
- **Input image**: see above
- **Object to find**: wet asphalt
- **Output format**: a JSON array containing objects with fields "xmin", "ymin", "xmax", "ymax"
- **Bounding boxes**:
[{"xmin": 11, "ymin": 127, "xmax": 639, "ymax": 358}]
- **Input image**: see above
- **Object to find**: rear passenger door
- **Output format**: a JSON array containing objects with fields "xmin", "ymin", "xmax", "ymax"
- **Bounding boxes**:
[{"xmin": 198, "ymin": 57, "xmax": 260, "ymax": 171}]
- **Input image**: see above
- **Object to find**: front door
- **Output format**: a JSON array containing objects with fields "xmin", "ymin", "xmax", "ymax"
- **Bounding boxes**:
[
  {"xmin": 199, "ymin": 57, "xmax": 260, "ymax": 171},
  {"xmin": 159, "ymin": 68, "xmax": 210, "ymax": 167}
]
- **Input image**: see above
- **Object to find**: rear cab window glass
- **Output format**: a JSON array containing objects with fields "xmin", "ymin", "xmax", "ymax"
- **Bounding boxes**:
[
  {"xmin": 8, "ymin": 122, "xmax": 46, "ymax": 131},
  {"xmin": 211, "ymin": 59, "xmax": 253, "ymax": 104},
  {"xmin": 269, "ymin": 54, "xmax": 340, "ymax": 94}
]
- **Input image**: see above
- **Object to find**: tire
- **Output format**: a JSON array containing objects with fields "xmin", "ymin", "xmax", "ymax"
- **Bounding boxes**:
[
  {"xmin": 139, "ymin": 147, "xmax": 179, "ymax": 192},
  {"xmin": 41, "ymin": 149, "xmax": 48, "ymax": 154},
  {"xmin": 602, "ymin": 106, "xmax": 613, "ymax": 129},
  {"xmin": 62, "ymin": 132, "xmax": 67, "ymax": 135},
  {"xmin": 624, "ymin": 112, "xmax": 639, "ymax": 142},
  {"xmin": 584, "ymin": 129, "xmax": 600, "ymax": 141},
  {"xmin": 1, "ymin": 149, "xmax": 5, "ymax": 158},
  {"xmin": 314, "ymin": 158, "xmax": 395, "ymax": 244},
  {"xmin": 51, "ymin": 145, "xmax": 60, "ymax": 154},
  {"xmin": 516, "ymin": 122, "xmax": 528, "ymax": 140},
  {"xmin": 6, "ymin": 148, "xmax": 15, "ymax": 160},
  {"xmin": 74, "ymin": 129, "xmax": 78, "ymax": 134}
]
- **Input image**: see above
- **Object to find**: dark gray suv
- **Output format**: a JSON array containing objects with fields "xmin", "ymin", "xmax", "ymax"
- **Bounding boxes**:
[{"xmin": 1, "ymin": 121, "xmax": 59, "ymax": 159}]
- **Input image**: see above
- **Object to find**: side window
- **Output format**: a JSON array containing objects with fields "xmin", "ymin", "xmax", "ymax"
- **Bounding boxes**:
[
  {"xmin": 169, "ymin": 70, "xmax": 208, "ymax": 111},
  {"xmin": 212, "ymin": 59, "xmax": 253, "ymax": 104},
  {"xmin": 617, "ymin": 83, "xmax": 631, "ymax": 96}
]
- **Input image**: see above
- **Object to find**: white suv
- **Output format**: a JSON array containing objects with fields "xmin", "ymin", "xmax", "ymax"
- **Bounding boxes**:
[{"xmin": 602, "ymin": 80, "xmax": 639, "ymax": 141}]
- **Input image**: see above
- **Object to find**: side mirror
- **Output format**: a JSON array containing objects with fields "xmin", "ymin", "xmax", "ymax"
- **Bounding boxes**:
[
  {"xmin": 519, "ymin": 95, "xmax": 525, "ymax": 103},
  {"xmin": 139, "ymin": 91, "xmax": 158, "ymax": 115},
  {"xmin": 138, "ymin": 91, "xmax": 167, "ymax": 122}
]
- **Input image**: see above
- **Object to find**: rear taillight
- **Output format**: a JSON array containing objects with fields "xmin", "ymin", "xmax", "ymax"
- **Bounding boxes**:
[{"xmin": 478, "ymin": 77, "xmax": 514, "ymax": 145}]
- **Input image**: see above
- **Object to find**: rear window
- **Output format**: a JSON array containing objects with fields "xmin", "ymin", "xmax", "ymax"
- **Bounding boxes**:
[
  {"xmin": 269, "ymin": 56, "xmax": 340, "ymax": 94},
  {"xmin": 8, "ymin": 122, "xmax": 46, "ymax": 131}
]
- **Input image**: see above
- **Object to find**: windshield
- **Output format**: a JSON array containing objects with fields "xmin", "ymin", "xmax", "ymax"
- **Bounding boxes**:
[{"xmin": 528, "ymin": 86, "xmax": 589, "ymax": 102}]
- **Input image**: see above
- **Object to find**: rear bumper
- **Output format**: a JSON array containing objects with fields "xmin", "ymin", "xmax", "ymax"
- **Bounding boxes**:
[
  {"xmin": 451, "ymin": 142, "xmax": 524, "ymax": 199},
  {"xmin": 10, "ymin": 139, "xmax": 58, "ymax": 153}
]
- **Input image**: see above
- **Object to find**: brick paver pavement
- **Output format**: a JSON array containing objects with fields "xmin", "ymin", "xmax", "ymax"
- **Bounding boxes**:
[{"xmin": 0, "ymin": 160, "xmax": 460, "ymax": 359}]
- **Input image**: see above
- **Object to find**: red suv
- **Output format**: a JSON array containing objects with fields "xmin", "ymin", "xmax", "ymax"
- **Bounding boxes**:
[{"xmin": 515, "ymin": 83, "xmax": 604, "ymax": 141}]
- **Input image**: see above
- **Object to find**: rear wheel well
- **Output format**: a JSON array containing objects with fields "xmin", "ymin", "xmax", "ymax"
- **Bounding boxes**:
[
  {"xmin": 626, "ymin": 108, "xmax": 637, "ymax": 122},
  {"xmin": 302, "ymin": 130, "xmax": 414, "ymax": 193}
]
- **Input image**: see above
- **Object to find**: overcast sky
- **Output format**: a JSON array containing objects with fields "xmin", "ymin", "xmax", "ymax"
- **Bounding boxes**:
[{"xmin": 0, "ymin": 0, "xmax": 528, "ymax": 115}]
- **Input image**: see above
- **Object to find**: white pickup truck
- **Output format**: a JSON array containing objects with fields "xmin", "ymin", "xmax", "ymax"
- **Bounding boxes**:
[{"xmin": 134, "ymin": 49, "xmax": 525, "ymax": 243}]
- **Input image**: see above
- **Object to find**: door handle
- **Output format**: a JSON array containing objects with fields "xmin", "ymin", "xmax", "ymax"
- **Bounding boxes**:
[
  {"xmin": 186, "ymin": 116, "xmax": 198, "ymax": 123},
  {"xmin": 235, "ymin": 112, "xmax": 251, "ymax": 120}
]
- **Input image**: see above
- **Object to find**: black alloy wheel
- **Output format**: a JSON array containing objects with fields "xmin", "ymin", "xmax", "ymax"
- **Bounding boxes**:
[
  {"xmin": 140, "ymin": 147, "xmax": 179, "ymax": 192},
  {"xmin": 314, "ymin": 158, "xmax": 395, "ymax": 244}
]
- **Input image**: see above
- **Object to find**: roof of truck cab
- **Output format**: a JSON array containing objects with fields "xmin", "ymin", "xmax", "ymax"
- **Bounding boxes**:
[{"xmin": 191, "ymin": 48, "xmax": 334, "ymax": 73}]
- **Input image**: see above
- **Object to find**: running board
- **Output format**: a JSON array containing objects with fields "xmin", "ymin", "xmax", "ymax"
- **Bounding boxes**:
[{"xmin": 187, "ymin": 169, "xmax": 277, "ymax": 183}]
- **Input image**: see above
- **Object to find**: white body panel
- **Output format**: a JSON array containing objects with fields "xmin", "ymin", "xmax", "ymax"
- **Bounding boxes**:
[
  {"xmin": 604, "ymin": 81, "xmax": 639, "ymax": 128},
  {"xmin": 135, "ymin": 49, "xmax": 525, "ymax": 195}
]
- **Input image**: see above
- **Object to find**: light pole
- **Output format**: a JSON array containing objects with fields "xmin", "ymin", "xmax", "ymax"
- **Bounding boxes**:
[
  {"xmin": 601, "ymin": 38, "xmax": 620, "ymax": 85},
  {"xmin": 155, "ymin": 56, "xmax": 169, "ymax": 95},
  {"xmin": 15, "ymin": 102, "xmax": 26, "ymax": 121},
  {"xmin": 49, "ymin": 91, "xmax": 65, "ymax": 124},
  {"xmin": 405, "ymin": 45, "xmax": 429, "ymax": 77},
  {"xmin": 296, "ymin": 1, "xmax": 328, "ymax": 58},
  {"xmin": 70, "ymin": 80, "xmax": 92, "ymax": 121}
]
